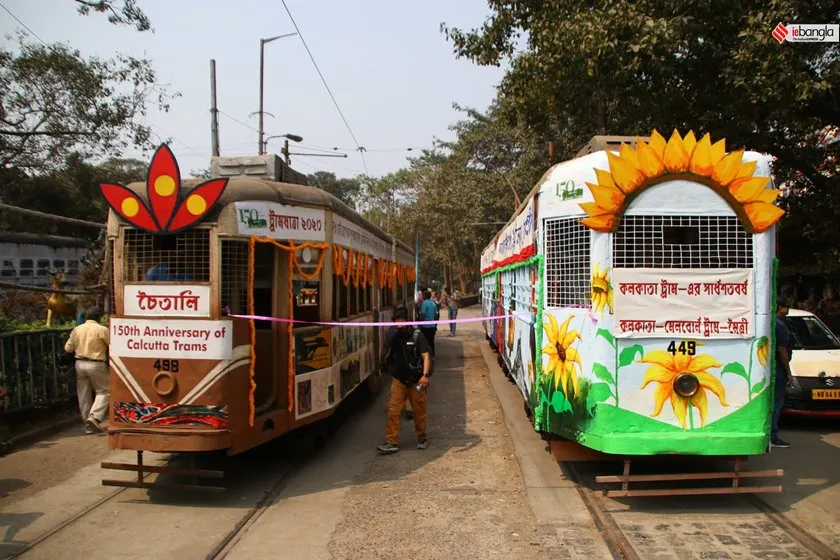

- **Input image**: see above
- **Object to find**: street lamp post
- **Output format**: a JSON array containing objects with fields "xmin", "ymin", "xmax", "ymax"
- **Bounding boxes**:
[
  {"xmin": 264, "ymin": 133, "xmax": 303, "ymax": 164},
  {"xmin": 258, "ymin": 32, "xmax": 297, "ymax": 155}
]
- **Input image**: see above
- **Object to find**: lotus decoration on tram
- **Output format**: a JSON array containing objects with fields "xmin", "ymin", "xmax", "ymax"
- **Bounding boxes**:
[
  {"xmin": 99, "ymin": 144, "xmax": 229, "ymax": 234},
  {"xmin": 579, "ymin": 129, "xmax": 785, "ymax": 234}
]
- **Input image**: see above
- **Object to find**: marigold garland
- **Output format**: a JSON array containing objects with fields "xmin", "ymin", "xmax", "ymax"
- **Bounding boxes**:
[{"xmin": 247, "ymin": 236, "xmax": 330, "ymax": 424}]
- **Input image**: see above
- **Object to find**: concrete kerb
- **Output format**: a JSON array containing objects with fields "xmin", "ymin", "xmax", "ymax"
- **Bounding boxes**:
[
  {"xmin": 477, "ymin": 330, "xmax": 614, "ymax": 557},
  {"xmin": 5, "ymin": 411, "xmax": 82, "ymax": 454}
]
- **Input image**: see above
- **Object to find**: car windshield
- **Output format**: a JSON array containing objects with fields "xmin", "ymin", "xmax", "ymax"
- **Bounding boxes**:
[{"xmin": 783, "ymin": 315, "xmax": 840, "ymax": 350}]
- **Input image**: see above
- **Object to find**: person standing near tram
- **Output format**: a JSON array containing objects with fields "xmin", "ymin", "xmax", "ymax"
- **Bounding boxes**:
[
  {"xmin": 64, "ymin": 308, "xmax": 110, "ymax": 434},
  {"xmin": 419, "ymin": 290, "xmax": 439, "ymax": 357},
  {"xmin": 440, "ymin": 286, "xmax": 461, "ymax": 337}
]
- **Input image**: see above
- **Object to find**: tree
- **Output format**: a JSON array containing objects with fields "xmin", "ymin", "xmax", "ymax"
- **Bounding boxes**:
[
  {"xmin": 307, "ymin": 171, "xmax": 362, "ymax": 208},
  {"xmin": 74, "ymin": 0, "xmax": 151, "ymax": 32},
  {"xmin": 443, "ymin": 1, "xmax": 839, "ymax": 280},
  {"xmin": 0, "ymin": 36, "xmax": 175, "ymax": 172},
  {"xmin": 443, "ymin": 1, "xmax": 839, "ymax": 185}
]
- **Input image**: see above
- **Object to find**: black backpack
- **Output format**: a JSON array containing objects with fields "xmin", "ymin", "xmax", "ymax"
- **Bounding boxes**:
[{"xmin": 391, "ymin": 329, "xmax": 428, "ymax": 386}]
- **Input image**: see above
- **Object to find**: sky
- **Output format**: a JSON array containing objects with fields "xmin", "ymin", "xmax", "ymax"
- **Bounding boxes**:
[{"xmin": 0, "ymin": 0, "xmax": 507, "ymax": 178}]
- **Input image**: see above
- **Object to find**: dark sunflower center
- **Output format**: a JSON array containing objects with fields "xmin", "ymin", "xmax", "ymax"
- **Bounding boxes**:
[
  {"xmin": 555, "ymin": 342, "xmax": 566, "ymax": 361},
  {"xmin": 673, "ymin": 372, "xmax": 700, "ymax": 398}
]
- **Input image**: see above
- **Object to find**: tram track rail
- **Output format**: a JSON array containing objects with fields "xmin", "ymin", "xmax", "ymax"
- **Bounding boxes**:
[{"xmin": 563, "ymin": 461, "xmax": 839, "ymax": 560}]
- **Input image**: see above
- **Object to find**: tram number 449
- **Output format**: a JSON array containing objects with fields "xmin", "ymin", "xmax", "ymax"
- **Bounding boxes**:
[
  {"xmin": 153, "ymin": 359, "xmax": 179, "ymax": 373},
  {"xmin": 667, "ymin": 341, "xmax": 696, "ymax": 356}
]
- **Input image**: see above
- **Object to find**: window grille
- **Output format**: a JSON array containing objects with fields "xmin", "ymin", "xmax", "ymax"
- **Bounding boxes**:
[
  {"xmin": 545, "ymin": 217, "xmax": 591, "ymax": 308},
  {"xmin": 511, "ymin": 265, "xmax": 533, "ymax": 308},
  {"xmin": 105, "ymin": 239, "xmax": 116, "ymax": 314},
  {"xmin": 613, "ymin": 215, "xmax": 753, "ymax": 269},
  {"xmin": 122, "ymin": 228, "xmax": 211, "ymax": 282},
  {"xmin": 221, "ymin": 239, "xmax": 249, "ymax": 315}
]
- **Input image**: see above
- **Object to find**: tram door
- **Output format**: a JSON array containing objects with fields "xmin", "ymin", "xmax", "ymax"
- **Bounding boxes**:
[{"xmin": 251, "ymin": 242, "xmax": 291, "ymax": 415}]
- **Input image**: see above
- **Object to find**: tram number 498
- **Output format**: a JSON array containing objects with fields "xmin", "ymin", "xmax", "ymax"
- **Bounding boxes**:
[
  {"xmin": 153, "ymin": 359, "xmax": 179, "ymax": 372},
  {"xmin": 667, "ymin": 341, "xmax": 696, "ymax": 356}
]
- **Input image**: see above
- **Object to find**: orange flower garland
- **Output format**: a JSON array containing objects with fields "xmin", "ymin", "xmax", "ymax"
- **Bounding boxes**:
[{"xmin": 247, "ymin": 237, "xmax": 330, "ymax": 424}]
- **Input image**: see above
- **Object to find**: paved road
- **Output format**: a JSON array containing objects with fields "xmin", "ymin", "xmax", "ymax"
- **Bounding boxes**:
[{"xmin": 0, "ymin": 309, "xmax": 837, "ymax": 559}]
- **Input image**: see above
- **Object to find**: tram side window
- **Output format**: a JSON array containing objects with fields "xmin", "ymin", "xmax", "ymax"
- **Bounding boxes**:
[
  {"xmin": 293, "ymin": 277, "xmax": 320, "ymax": 324},
  {"xmin": 252, "ymin": 243, "xmax": 274, "ymax": 330},
  {"xmin": 349, "ymin": 283, "xmax": 358, "ymax": 316},
  {"xmin": 333, "ymin": 275, "xmax": 348, "ymax": 319},
  {"xmin": 545, "ymin": 217, "xmax": 591, "ymax": 308}
]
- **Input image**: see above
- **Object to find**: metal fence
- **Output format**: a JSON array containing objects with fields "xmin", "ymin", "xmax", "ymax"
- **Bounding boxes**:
[{"xmin": 0, "ymin": 328, "xmax": 76, "ymax": 414}]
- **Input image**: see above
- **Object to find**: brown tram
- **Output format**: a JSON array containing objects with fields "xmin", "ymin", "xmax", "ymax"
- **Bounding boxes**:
[{"xmin": 100, "ymin": 150, "xmax": 415, "ymax": 488}]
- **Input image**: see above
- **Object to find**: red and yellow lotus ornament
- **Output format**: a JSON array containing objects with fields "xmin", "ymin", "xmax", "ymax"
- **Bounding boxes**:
[{"xmin": 99, "ymin": 144, "xmax": 228, "ymax": 234}]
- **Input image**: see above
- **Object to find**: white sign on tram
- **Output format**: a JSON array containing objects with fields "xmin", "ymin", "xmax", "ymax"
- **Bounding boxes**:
[
  {"xmin": 234, "ymin": 201, "xmax": 326, "ymax": 241},
  {"xmin": 110, "ymin": 318, "xmax": 233, "ymax": 360},
  {"xmin": 123, "ymin": 284, "xmax": 211, "ymax": 317}
]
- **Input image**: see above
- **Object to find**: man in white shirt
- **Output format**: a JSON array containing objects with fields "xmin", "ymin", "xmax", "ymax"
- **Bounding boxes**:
[{"xmin": 65, "ymin": 309, "xmax": 110, "ymax": 434}]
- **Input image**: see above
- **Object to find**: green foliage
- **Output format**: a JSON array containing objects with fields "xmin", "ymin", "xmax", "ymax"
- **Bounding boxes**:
[
  {"xmin": 444, "ymin": 1, "xmax": 839, "ymax": 277},
  {"xmin": 596, "ymin": 328, "xmax": 615, "ymax": 348},
  {"xmin": 0, "ymin": 34, "xmax": 176, "ymax": 172},
  {"xmin": 721, "ymin": 361, "xmax": 749, "ymax": 382},
  {"xmin": 618, "ymin": 345, "xmax": 644, "ymax": 369},
  {"xmin": 308, "ymin": 171, "xmax": 362, "ymax": 208},
  {"xmin": 586, "ymin": 381, "xmax": 614, "ymax": 413},
  {"xmin": 74, "ymin": 0, "xmax": 152, "ymax": 32},
  {"xmin": 591, "ymin": 362, "xmax": 615, "ymax": 385}
]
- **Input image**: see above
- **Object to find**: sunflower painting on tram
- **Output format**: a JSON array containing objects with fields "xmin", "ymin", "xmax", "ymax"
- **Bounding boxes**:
[
  {"xmin": 638, "ymin": 346, "xmax": 729, "ymax": 429},
  {"xmin": 591, "ymin": 263, "xmax": 613, "ymax": 316},
  {"xmin": 542, "ymin": 314, "xmax": 582, "ymax": 397}
]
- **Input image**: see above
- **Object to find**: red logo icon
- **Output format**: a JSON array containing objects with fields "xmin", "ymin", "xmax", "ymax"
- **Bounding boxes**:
[
  {"xmin": 772, "ymin": 23, "xmax": 788, "ymax": 43},
  {"xmin": 99, "ymin": 144, "xmax": 228, "ymax": 234}
]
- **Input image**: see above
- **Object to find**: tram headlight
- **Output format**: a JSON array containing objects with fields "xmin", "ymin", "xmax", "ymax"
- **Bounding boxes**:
[{"xmin": 673, "ymin": 373, "xmax": 700, "ymax": 398}]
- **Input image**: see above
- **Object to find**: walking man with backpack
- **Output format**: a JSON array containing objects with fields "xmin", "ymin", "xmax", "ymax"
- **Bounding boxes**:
[{"xmin": 378, "ymin": 306, "xmax": 433, "ymax": 454}]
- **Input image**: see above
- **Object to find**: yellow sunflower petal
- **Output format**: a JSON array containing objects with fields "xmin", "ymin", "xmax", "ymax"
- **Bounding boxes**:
[
  {"xmin": 710, "ymin": 139, "xmax": 726, "ymax": 165},
  {"xmin": 565, "ymin": 345, "xmax": 582, "ymax": 365},
  {"xmin": 546, "ymin": 354, "xmax": 559, "ymax": 376},
  {"xmin": 598, "ymin": 266, "xmax": 609, "ymax": 279},
  {"xmin": 620, "ymin": 142, "xmax": 641, "ymax": 167},
  {"xmin": 670, "ymin": 392, "xmax": 688, "ymax": 428},
  {"xmin": 542, "ymin": 343, "xmax": 558, "ymax": 357},
  {"xmin": 593, "ymin": 297, "xmax": 604, "ymax": 314},
  {"xmin": 636, "ymin": 138, "xmax": 664, "ymax": 178},
  {"xmin": 593, "ymin": 263, "xmax": 600, "ymax": 277},
  {"xmin": 686, "ymin": 354, "xmax": 723, "ymax": 373},
  {"xmin": 745, "ymin": 202, "xmax": 785, "ymax": 232},
  {"xmin": 663, "ymin": 130, "xmax": 690, "ymax": 173},
  {"xmin": 683, "ymin": 131, "xmax": 697, "ymax": 155},
  {"xmin": 544, "ymin": 312, "xmax": 560, "ymax": 345},
  {"xmin": 648, "ymin": 129, "xmax": 666, "ymax": 158},
  {"xmin": 557, "ymin": 315, "xmax": 573, "ymax": 346},
  {"xmin": 689, "ymin": 389, "xmax": 709, "ymax": 427},
  {"xmin": 689, "ymin": 133, "xmax": 714, "ymax": 175},
  {"xmin": 587, "ymin": 182, "xmax": 625, "ymax": 212},
  {"xmin": 579, "ymin": 201, "xmax": 612, "ymax": 217},
  {"xmin": 695, "ymin": 372, "xmax": 728, "ymax": 406},
  {"xmin": 607, "ymin": 290, "xmax": 613, "ymax": 314},
  {"xmin": 594, "ymin": 168, "xmax": 616, "ymax": 189},
  {"xmin": 756, "ymin": 189, "xmax": 780, "ymax": 203},
  {"xmin": 729, "ymin": 176, "xmax": 771, "ymax": 203},
  {"xmin": 563, "ymin": 329, "xmax": 581, "ymax": 349},
  {"xmin": 651, "ymin": 383, "xmax": 671, "ymax": 417},
  {"xmin": 607, "ymin": 150, "xmax": 644, "ymax": 193},
  {"xmin": 674, "ymin": 352, "xmax": 692, "ymax": 373},
  {"xmin": 711, "ymin": 149, "xmax": 745, "ymax": 186},
  {"xmin": 638, "ymin": 350, "xmax": 675, "ymax": 369},
  {"xmin": 641, "ymin": 364, "xmax": 676, "ymax": 389},
  {"xmin": 553, "ymin": 366, "xmax": 565, "ymax": 391},
  {"xmin": 736, "ymin": 160, "xmax": 757, "ymax": 179},
  {"xmin": 580, "ymin": 214, "xmax": 617, "ymax": 231}
]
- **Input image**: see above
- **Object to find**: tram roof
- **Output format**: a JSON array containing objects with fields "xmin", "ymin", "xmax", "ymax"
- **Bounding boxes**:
[{"xmin": 110, "ymin": 176, "xmax": 414, "ymax": 254}]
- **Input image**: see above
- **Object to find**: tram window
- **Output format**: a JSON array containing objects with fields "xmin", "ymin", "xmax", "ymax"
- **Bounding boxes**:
[
  {"xmin": 662, "ymin": 225, "xmax": 700, "ymax": 245},
  {"xmin": 337, "ymin": 276, "xmax": 348, "ymax": 318},
  {"xmin": 252, "ymin": 243, "xmax": 274, "ymax": 330},
  {"xmin": 366, "ymin": 284, "xmax": 372, "ymax": 311},
  {"xmin": 293, "ymin": 277, "xmax": 320, "ymax": 324}
]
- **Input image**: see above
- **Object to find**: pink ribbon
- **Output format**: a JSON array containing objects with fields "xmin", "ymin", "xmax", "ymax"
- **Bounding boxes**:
[{"xmin": 226, "ymin": 313, "xmax": 529, "ymax": 328}]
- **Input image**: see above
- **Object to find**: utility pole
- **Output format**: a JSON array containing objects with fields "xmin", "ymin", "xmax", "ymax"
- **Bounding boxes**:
[
  {"xmin": 283, "ymin": 138, "xmax": 290, "ymax": 165},
  {"xmin": 210, "ymin": 59, "xmax": 220, "ymax": 157}
]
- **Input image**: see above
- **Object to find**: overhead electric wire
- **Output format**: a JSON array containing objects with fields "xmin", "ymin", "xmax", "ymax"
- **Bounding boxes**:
[{"xmin": 280, "ymin": 0, "xmax": 369, "ymax": 175}]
